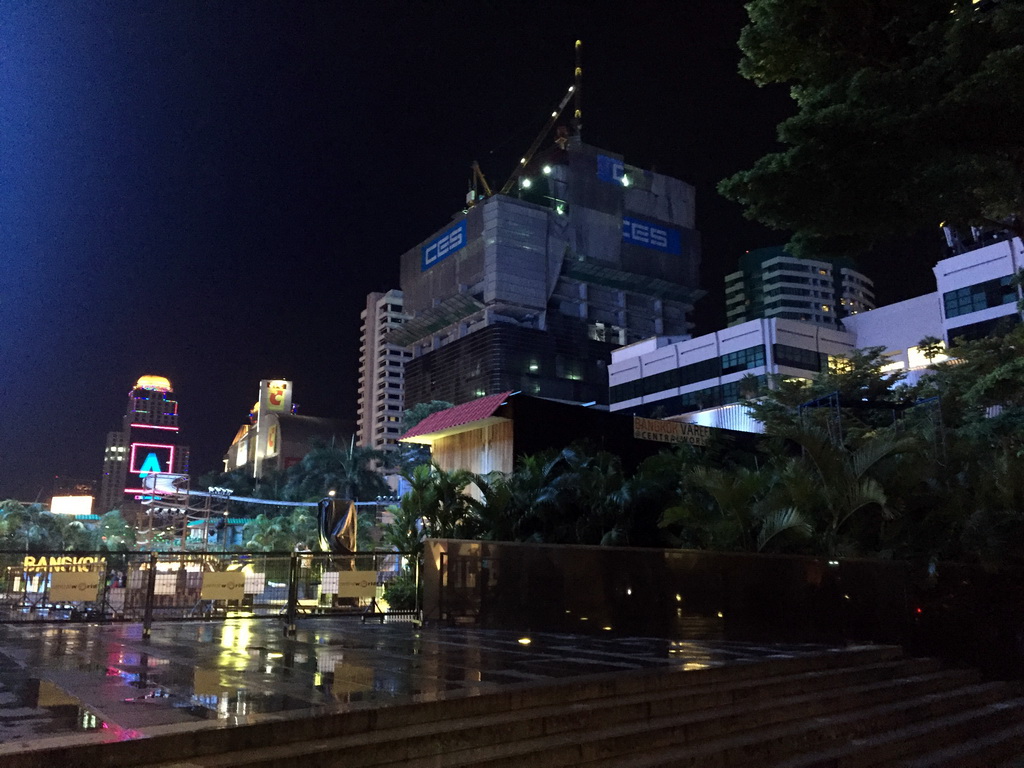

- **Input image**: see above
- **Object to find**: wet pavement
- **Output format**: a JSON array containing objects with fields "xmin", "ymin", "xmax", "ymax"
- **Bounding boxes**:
[{"xmin": 0, "ymin": 617, "xmax": 830, "ymax": 752}]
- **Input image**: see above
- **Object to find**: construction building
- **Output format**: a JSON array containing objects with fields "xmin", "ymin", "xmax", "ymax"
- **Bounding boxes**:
[{"xmin": 389, "ymin": 136, "xmax": 703, "ymax": 410}]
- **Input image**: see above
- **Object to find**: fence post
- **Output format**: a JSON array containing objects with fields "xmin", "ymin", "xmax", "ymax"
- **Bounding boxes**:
[
  {"xmin": 284, "ymin": 552, "xmax": 299, "ymax": 636},
  {"xmin": 414, "ymin": 555, "xmax": 421, "ymax": 618},
  {"xmin": 142, "ymin": 551, "xmax": 157, "ymax": 639}
]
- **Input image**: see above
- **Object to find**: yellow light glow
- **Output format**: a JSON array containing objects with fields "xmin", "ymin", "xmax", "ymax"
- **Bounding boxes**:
[
  {"xmin": 135, "ymin": 375, "xmax": 172, "ymax": 392},
  {"xmin": 518, "ymin": 637, "xmax": 531, "ymax": 645}
]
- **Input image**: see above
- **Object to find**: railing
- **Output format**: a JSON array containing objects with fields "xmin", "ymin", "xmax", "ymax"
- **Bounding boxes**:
[{"xmin": 0, "ymin": 550, "xmax": 419, "ymax": 631}]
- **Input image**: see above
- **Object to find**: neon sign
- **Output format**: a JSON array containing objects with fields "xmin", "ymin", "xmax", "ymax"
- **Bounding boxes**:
[{"xmin": 129, "ymin": 443, "xmax": 176, "ymax": 479}]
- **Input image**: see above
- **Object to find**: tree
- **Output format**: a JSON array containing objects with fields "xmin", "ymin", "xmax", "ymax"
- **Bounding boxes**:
[
  {"xmin": 91, "ymin": 510, "xmax": 137, "ymax": 551},
  {"xmin": 746, "ymin": 346, "xmax": 916, "ymax": 447},
  {"xmin": 719, "ymin": 0, "xmax": 1024, "ymax": 258},
  {"xmin": 242, "ymin": 508, "xmax": 317, "ymax": 551},
  {"xmin": 771, "ymin": 424, "xmax": 915, "ymax": 556},
  {"xmin": 283, "ymin": 437, "xmax": 389, "ymax": 502},
  {"xmin": 662, "ymin": 465, "xmax": 810, "ymax": 554},
  {"xmin": 0, "ymin": 500, "xmax": 91, "ymax": 551}
]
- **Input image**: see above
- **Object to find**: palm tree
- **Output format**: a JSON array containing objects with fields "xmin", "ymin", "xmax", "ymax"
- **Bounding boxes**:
[
  {"xmin": 243, "ymin": 508, "xmax": 317, "ymax": 551},
  {"xmin": 284, "ymin": 436, "xmax": 389, "ymax": 502},
  {"xmin": 773, "ymin": 425, "xmax": 915, "ymax": 556}
]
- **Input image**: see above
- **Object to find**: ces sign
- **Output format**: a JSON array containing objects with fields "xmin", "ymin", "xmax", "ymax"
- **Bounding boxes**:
[
  {"xmin": 622, "ymin": 216, "xmax": 682, "ymax": 255},
  {"xmin": 421, "ymin": 221, "xmax": 466, "ymax": 271}
]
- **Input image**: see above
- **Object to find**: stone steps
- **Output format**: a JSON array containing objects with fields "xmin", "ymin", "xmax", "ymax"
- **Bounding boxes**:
[{"xmin": 7, "ymin": 645, "xmax": 1023, "ymax": 768}]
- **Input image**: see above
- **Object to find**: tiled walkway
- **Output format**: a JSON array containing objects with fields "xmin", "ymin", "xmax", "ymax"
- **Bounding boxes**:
[{"xmin": 0, "ymin": 618, "xmax": 829, "ymax": 751}]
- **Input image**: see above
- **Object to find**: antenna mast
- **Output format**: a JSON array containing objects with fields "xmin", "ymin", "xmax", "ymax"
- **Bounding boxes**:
[{"xmin": 573, "ymin": 39, "xmax": 582, "ymax": 139}]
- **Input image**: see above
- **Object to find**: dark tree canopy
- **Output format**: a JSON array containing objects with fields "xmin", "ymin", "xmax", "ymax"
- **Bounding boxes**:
[{"xmin": 719, "ymin": 0, "xmax": 1024, "ymax": 258}]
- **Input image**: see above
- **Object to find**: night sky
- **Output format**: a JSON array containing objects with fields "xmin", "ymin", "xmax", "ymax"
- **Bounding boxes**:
[{"xmin": 1, "ymin": 2, "xmax": 943, "ymax": 502}]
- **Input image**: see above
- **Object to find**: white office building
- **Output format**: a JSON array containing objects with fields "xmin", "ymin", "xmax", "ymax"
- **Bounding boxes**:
[
  {"xmin": 610, "ymin": 237, "xmax": 1021, "ymax": 432},
  {"xmin": 356, "ymin": 289, "xmax": 411, "ymax": 455}
]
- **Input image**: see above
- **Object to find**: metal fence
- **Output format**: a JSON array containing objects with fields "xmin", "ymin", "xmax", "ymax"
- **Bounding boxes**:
[{"xmin": 0, "ymin": 550, "xmax": 419, "ymax": 631}]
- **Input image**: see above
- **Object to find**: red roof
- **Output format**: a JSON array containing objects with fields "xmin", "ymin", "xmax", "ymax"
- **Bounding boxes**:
[{"xmin": 399, "ymin": 391, "xmax": 515, "ymax": 441}]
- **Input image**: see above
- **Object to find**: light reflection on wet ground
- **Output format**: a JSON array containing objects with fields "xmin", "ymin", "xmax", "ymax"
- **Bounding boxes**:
[{"xmin": 0, "ymin": 619, "xmax": 828, "ymax": 748}]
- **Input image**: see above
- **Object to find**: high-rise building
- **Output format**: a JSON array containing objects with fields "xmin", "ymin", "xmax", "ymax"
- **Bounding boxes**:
[
  {"xmin": 98, "ymin": 375, "xmax": 190, "ymax": 520},
  {"xmin": 390, "ymin": 139, "xmax": 703, "ymax": 409},
  {"xmin": 356, "ymin": 290, "xmax": 410, "ymax": 455},
  {"xmin": 725, "ymin": 246, "xmax": 875, "ymax": 328}
]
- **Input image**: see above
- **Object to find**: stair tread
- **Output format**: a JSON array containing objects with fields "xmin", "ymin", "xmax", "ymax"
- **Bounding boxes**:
[
  {"xmin": 146, "ymin": 669, "xmax": 978, "ymax": 768},
  {"xmin": 896, "ymin": 720, "xmax": 1024, "ymax": 768},
  {"xmin": 769, "ymin": 696, "xmax": 1024, "ymax": 768}
]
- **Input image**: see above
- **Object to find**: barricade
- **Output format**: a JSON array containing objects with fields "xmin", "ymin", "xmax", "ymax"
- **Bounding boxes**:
[{"xmin": 0, "ymin": 549, "xmax": 418, "ymax": 625}]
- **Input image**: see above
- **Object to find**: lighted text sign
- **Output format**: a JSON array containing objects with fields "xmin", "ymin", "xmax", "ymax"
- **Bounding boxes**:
[
  {"xmin": 23, "ymin": 555, "xmax": 104, "ymax": 573},
  {"xmin": 421, "ymin": 221, "xmax": 466, "ymax": 271},
  {"xmin": 622, "ymin": 216, "xmax": 681, "ymax": 255}
]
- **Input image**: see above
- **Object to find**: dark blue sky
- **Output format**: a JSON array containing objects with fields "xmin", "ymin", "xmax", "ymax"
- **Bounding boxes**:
[{"xmin": 0, "ymin": 2, "xmax": 940, "ymax": 501}]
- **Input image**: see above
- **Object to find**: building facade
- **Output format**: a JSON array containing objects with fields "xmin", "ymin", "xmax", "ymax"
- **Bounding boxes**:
[
  {"xmin": 609, "ymin": 236, "xmax": 1022, "ymax": 433},
  {"xmin": 98, "ymin": 375, "xmax": 190, "ymax": 518},
  {"xmin": 223, "ymin": 380, "xmax": 352, "ymax": 478},
  {"xmin": 356, "ymin": 290, "xmax": 410, "ymax": 455},
  {"xmin": 391, "ymin": 139, "xmax": 703, "ymax": 409},
  {"xmin": 725, "ymin": 246, "xmax": 875, "ymax": 328}
]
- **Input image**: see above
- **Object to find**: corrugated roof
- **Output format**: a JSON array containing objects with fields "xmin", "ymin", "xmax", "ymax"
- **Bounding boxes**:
[{"xmin": 399, "ymin": 391, "xmax": 515, "ymax": 442}]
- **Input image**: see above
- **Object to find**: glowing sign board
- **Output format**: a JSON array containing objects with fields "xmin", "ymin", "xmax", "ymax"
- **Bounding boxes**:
[
  {"xmin": 23, "ymin": 555, "xmax": 104, "ymax": 573},
  {"xmin": 129, "ymin": 443, "xmax": 176, "ymax": 477},
  {"xmin": 50, "ymin": 495, "xmax": 93, "ymax": 516},
  {"xmin": 622, "ymin": 217, "xmax": 682, "ymax": 255},
  {"xmin": 421, "ymin": 221, "xmax": 466, "ymax": 271}
]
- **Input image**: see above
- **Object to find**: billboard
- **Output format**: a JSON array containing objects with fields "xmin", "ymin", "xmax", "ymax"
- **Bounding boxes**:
[
  {"xmin": 421, "ymin": 221, "xmax": 466, "ymax": 271},
  {"xmin": 260, "ymin": 379, "xmax": 292, "ymax": 414},
  {"xmin": 622, "ymin": 216, "xmax": 682, "ymax": 255},
  {"xmin": 50, "ymin": 496, "xmax": 94, "ymax": 516},
  {"xmin": 140, "ymin": 472, "xmax": 188, "ymax": 496}
]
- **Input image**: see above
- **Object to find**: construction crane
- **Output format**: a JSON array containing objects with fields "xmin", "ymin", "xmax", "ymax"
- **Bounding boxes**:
[{"xmin": 468, "ymin": 41, "xmax": 583, "ymax": 204}]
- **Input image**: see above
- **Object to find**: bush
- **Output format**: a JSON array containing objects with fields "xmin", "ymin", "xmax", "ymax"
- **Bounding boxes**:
[{"xmin": 383, "ymin": 571, "xmax": 420, "ymax": 611}]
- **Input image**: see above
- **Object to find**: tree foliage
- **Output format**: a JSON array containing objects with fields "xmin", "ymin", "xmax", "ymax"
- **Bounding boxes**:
[{"xmin": 720, "ymin": 0, "xmax": 1024, "ymax": 258}]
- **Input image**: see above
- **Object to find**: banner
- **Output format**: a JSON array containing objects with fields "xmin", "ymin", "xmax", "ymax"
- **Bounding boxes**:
[
  {"xmin": 49, "ymin": 571, "xmax": 101, "ymax": 602},
  {"xmin": 200, "ymin": 571, "xmax": 246, "ymax": 600}
]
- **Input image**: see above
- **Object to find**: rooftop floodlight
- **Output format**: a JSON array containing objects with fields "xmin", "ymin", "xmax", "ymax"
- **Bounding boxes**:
[
  {"xmin": 542, "ymin": 165, "xmax": 552, "ymax": 175},
  {"xmin": 621, "ymin": 174, "xmax": 631, "ymax": 187},
  {"xmin": 521, "ymin": 178, "xmax": 532, "ymax": 189}
]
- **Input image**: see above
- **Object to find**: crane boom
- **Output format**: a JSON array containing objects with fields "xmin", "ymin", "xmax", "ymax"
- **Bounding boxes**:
[{"xmin": 498, "ymin": 83, "xmax": 576, "ymax": 196}]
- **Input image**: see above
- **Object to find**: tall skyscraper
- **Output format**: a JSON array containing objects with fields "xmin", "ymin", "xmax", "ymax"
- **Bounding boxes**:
[
  {"xmin": 725, "ymin": 246, "xmax": 875, "ymax": 328},
  {"xmin": 390, "ymin": 138, "xmax": 703, "ymax": 409},
  {"xmin": 98, "ymin": 375, "xmax": 190, "ymax": 520},
  {"xmin": 356, "ymin": 290, "xmax": 410, "ymax": 455}
]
